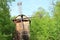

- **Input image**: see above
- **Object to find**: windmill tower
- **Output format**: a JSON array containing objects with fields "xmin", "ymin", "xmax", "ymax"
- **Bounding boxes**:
[{"xmin": 13, "ymin": 1, "xmax": 30, "ymax": 40}]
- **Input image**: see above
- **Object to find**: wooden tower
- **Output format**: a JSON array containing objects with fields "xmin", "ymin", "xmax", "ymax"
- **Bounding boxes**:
[{"xmin": 13, "ymin": 14, "xmax": 30, "ymax": 40}]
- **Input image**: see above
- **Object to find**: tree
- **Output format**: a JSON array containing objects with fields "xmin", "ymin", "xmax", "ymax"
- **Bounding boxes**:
[
  {"xmin": 30, "ymin": 8, "xmax": 50, "ymax": 40},
  {"xmin": 30, "ymin": 1, "xmax": 60, "ymax": 39},
  {"xmin": 0, "ymin": 0, "xmax": 15, "ymax": 40},
  {"xmin": 53, "ymin": 1, "xmax": 60, "ymax": 40}
]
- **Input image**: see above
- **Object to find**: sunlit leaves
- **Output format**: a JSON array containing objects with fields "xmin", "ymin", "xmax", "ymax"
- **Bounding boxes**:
[{"xmin": 30, "ymin": 1, "xmax": 60, "ymax": 39}]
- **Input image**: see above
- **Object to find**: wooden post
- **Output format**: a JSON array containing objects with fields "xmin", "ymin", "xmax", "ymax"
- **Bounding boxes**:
[{"xmin": 13, "ymin": 14, "xmax": 30, "ymax": 40}]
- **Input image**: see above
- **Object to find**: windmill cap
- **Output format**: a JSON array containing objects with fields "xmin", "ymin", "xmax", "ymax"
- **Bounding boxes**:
[{"xmin": 13, "ymin": 14, "xmax": 30, "ymax": 22}]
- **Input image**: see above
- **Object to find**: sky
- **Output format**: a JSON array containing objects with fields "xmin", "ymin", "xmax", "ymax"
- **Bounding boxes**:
[{"xmin": 10, "ymin": 0, "xmax": 55, "ymax": 17}]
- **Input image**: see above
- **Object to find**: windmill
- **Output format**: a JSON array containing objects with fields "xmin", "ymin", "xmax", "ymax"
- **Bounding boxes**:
[{"xmin": 13, "ymin": 1, "xmax": 30, "ymax": 40}]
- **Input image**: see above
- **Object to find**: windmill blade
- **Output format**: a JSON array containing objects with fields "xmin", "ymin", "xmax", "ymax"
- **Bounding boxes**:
[{"xmin": 17, "ymin": 2, "xmax": 22, "ymax": 14}]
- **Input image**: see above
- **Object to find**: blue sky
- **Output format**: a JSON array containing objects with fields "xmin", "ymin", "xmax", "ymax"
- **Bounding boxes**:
[{"xmin": 10, "ymin": 0, "xmax": 55, "ymax": 17}]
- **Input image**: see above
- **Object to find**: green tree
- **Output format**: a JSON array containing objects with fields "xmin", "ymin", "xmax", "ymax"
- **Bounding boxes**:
[
  {"xmin": 0, "ymin": 0, "xmax": 15, "ymax": 40},
  {"xmin": 30, "ymin": 0, "xmax": 60, "ymax": 40},
  {"xmin": 53, "ymin": 1, "xmax": 60, "ymax": 40},
  {"xmin": 30, "ymin": 8, "xmax": 50, "ymax": 40}
]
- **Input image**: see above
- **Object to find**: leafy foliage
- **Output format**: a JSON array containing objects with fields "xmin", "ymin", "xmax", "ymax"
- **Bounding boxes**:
[
  {"xmin": 30, "ymin": 1, "xmax": 60, "ymax": 40},
  {"xmin": 0, "ymin": 0, "xmax": 15, "ymax": 40}
]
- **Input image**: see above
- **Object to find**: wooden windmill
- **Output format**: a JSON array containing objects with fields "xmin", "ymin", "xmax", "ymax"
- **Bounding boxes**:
[{"xmin": 13, "ymin": 2, "xmax": 30, "ymax": 40}]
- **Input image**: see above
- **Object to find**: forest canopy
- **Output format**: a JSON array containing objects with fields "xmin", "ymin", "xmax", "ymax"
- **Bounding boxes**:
[{"xmin": 30, "ymin": 0, "xmax": 60, "ymax": 40}]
